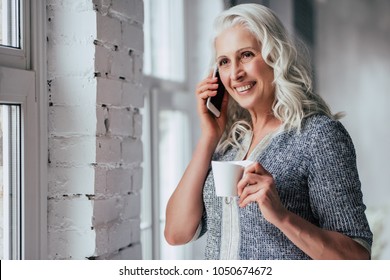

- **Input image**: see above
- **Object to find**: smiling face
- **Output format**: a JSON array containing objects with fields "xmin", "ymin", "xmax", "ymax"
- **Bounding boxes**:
[{"xmin": 215, "ymin": 25, "xmax": 275, "ymax": 113}]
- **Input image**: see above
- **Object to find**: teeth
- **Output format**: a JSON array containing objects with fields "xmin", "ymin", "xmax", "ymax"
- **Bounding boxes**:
[{"xmin": 236, "ymin": 84, "xmax": 253, "ymax": 92}]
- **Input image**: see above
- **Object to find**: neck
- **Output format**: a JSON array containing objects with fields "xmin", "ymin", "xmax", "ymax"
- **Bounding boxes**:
[
  {"xmin": 250, "ymin": 111, "xmax": 281, "ymax": 136},
  {"xmin": 243, "ymin": 113, "xmax": 281, "ymax": 160}
]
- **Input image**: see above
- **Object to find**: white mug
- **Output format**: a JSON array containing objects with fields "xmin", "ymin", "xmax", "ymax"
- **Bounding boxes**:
[{"xmin": 211, "ymin": 160, "xmax": 254, "ymax": 197}]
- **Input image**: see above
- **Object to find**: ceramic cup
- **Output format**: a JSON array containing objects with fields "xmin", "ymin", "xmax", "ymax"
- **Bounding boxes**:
[{"xmin": 211, "ymin": 160, "xmax": 254, "ymax": 197}]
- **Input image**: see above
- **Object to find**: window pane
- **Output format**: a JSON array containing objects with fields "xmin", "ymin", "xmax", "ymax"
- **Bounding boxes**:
[
  {"xmin": 0, "ymin": 0, "xmax": 21, "ymax": 48},
  {"xmin": 143, "ymin": 0, "xmax": 185, "ymax": 82},
  {"xmin": 158, "ymin": 110, "xmax": 190, "ymax": 259},
  {"xmin": 1, "ymin": 104, "xmax": 22, "ymax": 260}
]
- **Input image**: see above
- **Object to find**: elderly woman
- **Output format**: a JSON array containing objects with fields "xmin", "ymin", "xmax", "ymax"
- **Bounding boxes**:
[{"xmin": 164, "ymin": 3, "xmax": 372, "ymax": 260}]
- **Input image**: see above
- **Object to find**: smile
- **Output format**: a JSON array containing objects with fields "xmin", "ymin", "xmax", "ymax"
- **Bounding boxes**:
[{"xmin": 235, "ymin": 82, "xmax": 256, "ymax": 93}]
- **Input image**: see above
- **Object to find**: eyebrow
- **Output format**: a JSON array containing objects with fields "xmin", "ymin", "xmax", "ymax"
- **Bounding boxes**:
[{"xmin": 216, "ymin": 47, "xmax": 258, "ymax": 61}]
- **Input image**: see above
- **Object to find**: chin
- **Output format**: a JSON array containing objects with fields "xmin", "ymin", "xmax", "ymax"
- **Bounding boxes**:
[
  {"xmin": 234, "ymin": 97, "xmax": 256, "ymax": 110},
  {"xmin": 234, "ymin": 100, "xmax": 254, "ymax": 111}
]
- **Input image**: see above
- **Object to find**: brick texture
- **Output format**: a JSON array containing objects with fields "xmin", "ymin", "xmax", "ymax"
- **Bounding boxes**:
[{"xmin": 47, "ymin": 0, "xmax": 144, "ymax": 259}]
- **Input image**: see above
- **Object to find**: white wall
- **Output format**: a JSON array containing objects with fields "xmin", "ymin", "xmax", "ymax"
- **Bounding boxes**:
[
  {"xmin": 315, "ymin": 0, "xmax": 390, "ymax": 259},
  {"xmin": 47, "ymin": 0, "xmax": 144, "ymax": 259}
]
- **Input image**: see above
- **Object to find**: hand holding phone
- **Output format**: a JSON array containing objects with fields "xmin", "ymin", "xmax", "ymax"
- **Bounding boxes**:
[{"xmin": 206, "ymin": 66, "xmax": 225, "ymax": 118}]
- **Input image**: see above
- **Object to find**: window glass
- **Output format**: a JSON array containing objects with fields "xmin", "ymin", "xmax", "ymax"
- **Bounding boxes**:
[
  {"xmin": 0, "ymin": 0, "xmax": 21, "ymax": 48},
  {"xmin": 0, "ymin": 104, "xmax": 22, "ymax": 260},
  {"xmin": 143, "ymin": 0, "xmax": 185, "ymax": 82},
  {"xmin": 158, "ymin": 110, "xmax": 190, "ymax": 259},
  {"xmin": 142, "ymin": 0, "xmax": 187, "ymax": 260}
]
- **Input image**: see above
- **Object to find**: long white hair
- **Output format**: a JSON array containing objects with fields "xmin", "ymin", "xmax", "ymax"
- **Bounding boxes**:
[{"xmin": 212, "ymin": 4, "xmax": 341, "ymax": 153}]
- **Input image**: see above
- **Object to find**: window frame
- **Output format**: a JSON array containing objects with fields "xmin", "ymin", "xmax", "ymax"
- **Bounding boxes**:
[
  {"xmin": 0, "ymin": 0, "xmax": 47, "ymax": 259},
  {"xmin": 2, "ymin": 103, "xmax": 22, "ymax": 260}
]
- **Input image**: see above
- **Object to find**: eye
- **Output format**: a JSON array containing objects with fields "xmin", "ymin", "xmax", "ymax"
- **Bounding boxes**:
[
  {"xmin": 241, "ymin": 51, "xmax": 255, "ymax": 62},
  {"xmin": 218, "ymin": 58, "xmax": 229, "ymax": 67}
]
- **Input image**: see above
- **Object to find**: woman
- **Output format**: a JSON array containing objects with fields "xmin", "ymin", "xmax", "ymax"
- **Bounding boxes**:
[{"xmin": 164, "ymin": 3, "xmax": 372, "ymax": 260}]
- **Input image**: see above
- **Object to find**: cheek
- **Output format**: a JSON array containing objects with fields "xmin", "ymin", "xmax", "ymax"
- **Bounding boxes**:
[
  {"xmin": 248, "ymin": 63, "xmax": 264, "ymax": 77},
  {"xmin": 248, "ymin": 59, "xmax": 274, "ymax": 81},
  {"xmin": 219, "ymin": 71, "xmax": 230, "ymax": 88},
  {"xmin": 220, "ymin": 72, "xmax": 237, "ymax": 98},
  {"xmin": 258, "ymin": 63, "xmax": 274, "ymax": 81}
]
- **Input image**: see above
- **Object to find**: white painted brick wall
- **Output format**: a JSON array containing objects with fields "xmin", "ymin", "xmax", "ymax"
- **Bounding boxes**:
[
  {"xmin": 48, "ymin": 77, "xmax": 97, "ymax": 105},
  {"xmin": 49, "ymin": 106, "xmax": 96, "ymax": 135},
  {"xmin": 97, "ymin": 78, "xmax": 122, "ymax": 105},
  {"xmin": 50, "ymin": 136, "xmax": 96, "ymax": 164},
  {"xmin": 48, "ymin": 166, "xmax": 95, "ymax": 196},
  {"xmin": 47, "ymin": 0, "xmax": 144, "ymax": 259}
]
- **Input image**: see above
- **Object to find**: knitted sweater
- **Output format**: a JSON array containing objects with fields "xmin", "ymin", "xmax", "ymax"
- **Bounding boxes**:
[{"xmin": 197, "ymin": 114, "xmax": 373, "ymax": 260}]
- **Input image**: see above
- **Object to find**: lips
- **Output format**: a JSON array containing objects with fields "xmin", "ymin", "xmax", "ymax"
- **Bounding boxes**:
[{"xmin": 235, "ymin": 82, "xmax": 256, "ymax": 93}]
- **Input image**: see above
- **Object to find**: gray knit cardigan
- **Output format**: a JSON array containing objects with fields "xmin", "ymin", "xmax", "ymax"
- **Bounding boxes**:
[{"xmin": 198, "ymin": 114, "xmax": 373, "ymax": 259}]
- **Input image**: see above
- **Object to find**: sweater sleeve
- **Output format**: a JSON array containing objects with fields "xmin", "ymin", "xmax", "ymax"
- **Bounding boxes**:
[{"xmin": 307, "ymin": 119, "xmax": 373, "ymax": 248}]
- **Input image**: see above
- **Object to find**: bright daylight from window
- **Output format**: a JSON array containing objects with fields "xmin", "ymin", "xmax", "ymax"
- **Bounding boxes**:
[
  {"xmin": 0, "ymin": 0, "xmax": 20, "ymax": 48},
  {"xmin": 0, "ymin": 104, "xmax": 22, "ymax": 260}
]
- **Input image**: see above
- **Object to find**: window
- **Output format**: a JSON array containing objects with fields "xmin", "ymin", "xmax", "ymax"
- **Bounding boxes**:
[
  {"xmin": 0, "ymin": 66, "xmax": 36, "ymax": 260},
  {"xmin": 1, "ymin": 0, "xmax": 21, "ymax": 48},
  {"xmin": 0, "ymin": 0, "xmax": 29, "ymax": 69},
  {"xmin": 142, "ymin": 0, "xmax": 189, "ymax": 260},
  {"xmin": 158, "ymin": 110, "xmax": 190, "ymax": 259},
  {"xmin": 142, "ymin": 0, "xmax": 224, "ymax": 260},
  {"xmin": 1, "ymin": 104, "xmax": 21, "ymax": 259},
  {"xmin": 143, "ymin": 0, "xmax": 185, "ymax": 82},
  {"xmin": 0, "ymin": 1, "xmax": 46, "ymax": 259}
]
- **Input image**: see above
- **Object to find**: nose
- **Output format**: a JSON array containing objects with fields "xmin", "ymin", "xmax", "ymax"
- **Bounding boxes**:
[{"xmin": 230, "ymin": 61, "xmax": 244, "ymax": 81}]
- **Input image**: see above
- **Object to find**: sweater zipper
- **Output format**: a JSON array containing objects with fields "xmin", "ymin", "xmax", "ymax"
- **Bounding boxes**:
[{"xmin": 225, "ymin": 197, "xmax": 233, "ymax": 258}]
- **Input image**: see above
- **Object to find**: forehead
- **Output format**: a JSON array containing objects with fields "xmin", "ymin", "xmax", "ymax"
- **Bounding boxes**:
[{"xmin": 215, "ymin": 25, "xmax": 260, "ymax": 56}]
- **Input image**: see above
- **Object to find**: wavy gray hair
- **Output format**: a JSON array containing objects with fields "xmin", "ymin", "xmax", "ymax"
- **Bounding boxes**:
[{"xmin": 212, "ymin": 4, "xmax": 342, "ymax": 153}]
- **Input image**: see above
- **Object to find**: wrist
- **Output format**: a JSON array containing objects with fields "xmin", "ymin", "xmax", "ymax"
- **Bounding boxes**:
[
  {"xmin": 198, "ymin": 134, "xmax": 219, "ymax": 153},
  {"xmin": 272, "ymin": 208, "xmax": 291, "ymax": 229}
]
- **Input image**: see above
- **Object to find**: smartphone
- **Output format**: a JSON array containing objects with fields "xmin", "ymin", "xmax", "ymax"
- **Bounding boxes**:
[{"xmin": 206, "ymin": 66, "xmax": 225, "ymax": 118}]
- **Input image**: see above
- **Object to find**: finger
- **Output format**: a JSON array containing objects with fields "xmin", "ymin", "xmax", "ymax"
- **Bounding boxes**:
[
  {"xmin": 238, "ymin": 184, "xmax": 260, "ymax": 204},
  {"xmin": 244, "ymin": 162, "xmax": 270, "ymax": 176},
  {"xmin": 237, "ymin": 173, "xmax": 262, "ymax": 196},
  {"xmin": 239, "ymin": 190, "xmax": 264, "ymax": 208},
  {"xmin": 197, "ymin": 83, "xmax": 218, "ymax": 96},
  {"xmin": 197, "ymin": 77, "xmax": 218, "ymax": 89},
  {"xmin": 199, "ymin": 90, "xmax": 217, "ymax": 100}
]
